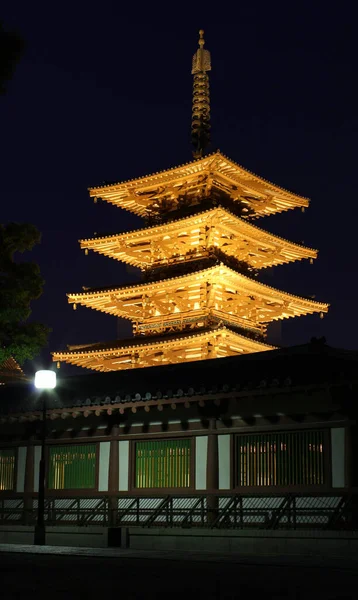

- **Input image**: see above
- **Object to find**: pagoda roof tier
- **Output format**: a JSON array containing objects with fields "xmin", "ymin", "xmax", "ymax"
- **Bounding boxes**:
[
  {"xmin": 68, "ymin": 264, "xmax": 329, "ymax": 329},
  {"xmin": 88, "ymin": 151, "xmax": 309, "ymax": 218},
  {"xmin": 80, "ymin": 206, "xmax": 317, "ymax": 270},
  {"xmin": 53, "ymin": 326, "xmax": 276, "ymax": 372},
  {"xmin": 0, "ymin": 357, "xmax": 25, "ymax": 385}
]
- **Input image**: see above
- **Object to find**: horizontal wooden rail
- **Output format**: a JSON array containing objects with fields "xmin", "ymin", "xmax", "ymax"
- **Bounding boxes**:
[{"xmin": 0, "ymin": 492, "xmax": 357, "ymax": 531}]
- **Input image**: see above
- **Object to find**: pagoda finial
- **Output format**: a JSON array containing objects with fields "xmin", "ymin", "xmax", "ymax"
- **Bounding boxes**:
[{"xmin": 191, "ymin": 29, "xmax": 211, "ymax": 159}]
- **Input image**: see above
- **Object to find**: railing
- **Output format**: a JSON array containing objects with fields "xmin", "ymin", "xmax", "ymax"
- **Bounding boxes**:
[{"xmin": 0, "ymin": 493, "xmax": 357, "ymax": 530}]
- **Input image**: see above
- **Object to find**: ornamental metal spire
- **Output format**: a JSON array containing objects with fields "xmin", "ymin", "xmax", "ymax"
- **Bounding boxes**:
[{"xmin": 191, "ymin": 29, "xmax": 211, "ymax": 159}]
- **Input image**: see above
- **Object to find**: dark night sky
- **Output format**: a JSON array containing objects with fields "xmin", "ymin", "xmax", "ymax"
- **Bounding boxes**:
[{"xmin": 1, "ymin": 3, "xmax": 357, "ymax": 374}]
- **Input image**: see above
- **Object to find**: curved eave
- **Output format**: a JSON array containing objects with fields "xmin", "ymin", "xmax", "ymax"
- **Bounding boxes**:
[
  {"xmin": 53, "ymin": 326, "xmax": 276, "ymax": 372},
  {"xmin": 67, "ymin": 264, "xmax": 329, "ymax": 322},
  {"xmin": 79, "ymin": 206, "xmax": 318, "ymax": 269},
  {"xmin": 88, "ymin": 151, "xmax": 309, "ymax": 217}
]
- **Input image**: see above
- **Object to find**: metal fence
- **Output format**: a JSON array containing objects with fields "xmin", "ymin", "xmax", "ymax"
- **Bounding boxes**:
[{"xmin": 0, "ymin": 493, "xmax": 357, "ymax": 530}]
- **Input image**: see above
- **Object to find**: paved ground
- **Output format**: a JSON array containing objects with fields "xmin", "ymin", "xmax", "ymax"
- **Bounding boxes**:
[
  {"xmin": 1, "ymin": 542, "xmax": 358, "ymax": 569},
  {"xmin": 0, "ymin": 546, "xmax": 358, "ymax": 599}
]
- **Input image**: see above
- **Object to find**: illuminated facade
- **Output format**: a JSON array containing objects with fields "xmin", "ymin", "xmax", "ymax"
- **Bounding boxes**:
[{"xmin": 53, "ymin": 31, "xmax": 328, "ymax": 373}]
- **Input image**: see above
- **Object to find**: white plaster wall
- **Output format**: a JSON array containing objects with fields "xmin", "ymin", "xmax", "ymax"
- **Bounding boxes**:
[
  {"xmin": 218, "ymin": 435, "xmax": 231, "ymax": 490},
  {"xmin": 195, "ymin": 436, "xmax": 208, "ymax": 490},
  {"xmin": 33, "ymin": 446, "xmax": 41, "ymax": 492},
  {"xmin": 16, "ymin": 447, "xmax": 27, "ymax": 493},
  {"xmin": 331, "ymin": 427, "xmax": 345, "ymax": 488},
  {"xmin": 119, "ymin": 440, "xmax": 129, "ymax": 491},
  {"xmin": 98, "ymin": 441, "xmax": 110, "ymax": 492}
]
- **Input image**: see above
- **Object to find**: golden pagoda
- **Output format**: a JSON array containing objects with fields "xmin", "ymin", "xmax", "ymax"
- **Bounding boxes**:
[{"xmin": 53, "ymin": 30, "xmax": 328, "ymax": 373}]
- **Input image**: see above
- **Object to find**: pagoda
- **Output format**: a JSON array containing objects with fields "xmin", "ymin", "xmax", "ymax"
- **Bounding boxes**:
[{"xmin": 53, "ymin": 31, "xmax": 328, "ymax": 372}]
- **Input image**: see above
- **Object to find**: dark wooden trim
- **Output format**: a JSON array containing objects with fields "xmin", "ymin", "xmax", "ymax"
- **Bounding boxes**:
[
  {"xmin": 190, "ymin": 436, "xmax": 195, "ymax": 490},
  {"xmin": 0, "ymin": 416, "xmax": 352, "ymax": 446},
  {"xmin": 232, "ymin": 484, "xmax": 331, "ymax": 494},
  {"xmin": 206, "ymin": 420, "xmax": 218, "ymax": 519},
  {"xmin": 350, "ymin": 425, "xmax": 358, "ymax": 487},
  {"xmin": 230, "ymin": 432, "xmax": 235, "ymax": 491},
  {"xmin": 3, "ymin": 485, "xmax": 358, "ymax": 499},
  {"xmin": 324, "ymin": 428, "xmax": 332, "ymax": 489},
  {"xmin": 40, "ymin": 488, "xmax": 108, "ymax": 497},
  {"xmin": 108, "ymin": 428, "xmax": 119, "ymax": 492},
  {"xmin": 345, "ymin": 425, "xmax": 351, "ymax": 488},
  {"xmin": 2, "ymin": 379, "xmax": 354, "ymax": 425},
  {"xmin": 24, "ymin": 444, "xmax": 34, "ymax": 494},
  {"xmin": 11, "ymin": 447, "xmax": 18, "ymax": 493},
  {"xmin": 44, "ymin": 443, "xmax": 49, "ymax": 491},
  {"xmin": 206, "ymin": 419, "xmax": 218, "ymax": 492},
  {"xmin": 128, "ymin": 438, "xmax": 135, "ymax": 492},
  {"xmin": 23, "ymin": 443, "xmax": 34, "ymax": 522},
  {"xmin": 225, "ymin": 418, "xmax": 350, "ymax": 435},
  {"xmin": 94, "ymin": 441, "xmax": 100, "ymax": 491},
  {"xmin": 1, "ymin": 421, "xmax": 351, "ymax": 455}
]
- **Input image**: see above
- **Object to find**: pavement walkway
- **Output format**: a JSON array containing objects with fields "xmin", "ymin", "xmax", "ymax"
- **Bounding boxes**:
[{"xmin": 0, "ymin": 542, "xmax": 358, "ymax": 570}]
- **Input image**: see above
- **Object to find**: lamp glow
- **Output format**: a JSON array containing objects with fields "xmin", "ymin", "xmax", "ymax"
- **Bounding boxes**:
[{"xmin": 34, "ymin": 370, "xmax": 56, "ymax": 390}]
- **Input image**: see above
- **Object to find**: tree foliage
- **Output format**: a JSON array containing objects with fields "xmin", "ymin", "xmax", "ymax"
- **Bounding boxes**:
[
  {"xmin": 0, "ymin": 223, "xmax": 50, "ymax": 365},
  {"xmin": 0, "ymin": 20, "xmax": 25, "ymax": 94}
]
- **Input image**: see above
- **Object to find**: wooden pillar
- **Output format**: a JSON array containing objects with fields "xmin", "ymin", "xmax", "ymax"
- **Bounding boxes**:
[
  {"xmin": 108, "ymin": 427, "xmax": 119, "ymax": 526},
  {"xmin": 345, "ymin": 424, "xmax": 358, "ymax": 528},
  {"xmin": 206, "ymin": 418, "xmax": 218, "ymax": 525},
  {"xmin": 348, "ymin": 423, "xmax": 358, "ymax": 488},
  {"xmin": 345, "ymin": 425, "xmax": 353, "ymax": 488},
  {"xmin": 24, "ymin": 443, "xmax": 34, "ymax": 524}
]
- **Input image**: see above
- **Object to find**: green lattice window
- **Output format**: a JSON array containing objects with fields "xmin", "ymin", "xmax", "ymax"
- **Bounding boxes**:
[
  {"xmin": 0, "ymin": 448, "xmax": 15, "ymax": 491},
  {"xmin": 48, "ymin": 444, "xmax": 96, "ymax": 490},
  {"xmin": 236, "ymin": 430, "xmax": 325, "ymax": 487},
  {"xmin": 135, "ymin": 439, "xmax": 191, "ymax": 488}
]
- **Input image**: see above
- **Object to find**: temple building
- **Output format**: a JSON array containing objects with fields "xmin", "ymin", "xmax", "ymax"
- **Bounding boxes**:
[
  {"xmin": 53, "ymin": 30, "xmax": 328, "ymax": 373},
  {"xmin": 0, "ymin": 357, "xmax": 24, "ymax": 386},
  {"xmin": 2, "ymin": 32, "xmax": 355, "ymax": 553}
]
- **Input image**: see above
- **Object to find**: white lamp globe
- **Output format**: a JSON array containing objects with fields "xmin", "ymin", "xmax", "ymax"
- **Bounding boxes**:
[{"xmin": 34, "ymin": 370, "xmax": 57, "ymax": 390}]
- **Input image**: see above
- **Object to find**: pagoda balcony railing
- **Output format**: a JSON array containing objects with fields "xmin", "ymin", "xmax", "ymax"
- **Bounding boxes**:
[
  {"xmin": 134, "ymin": 311, "xmax": 264, "ymax": 337},
  {"xmin": 0, "ymin": 492, "xmax": 357, "ymax": 531},
  {"xmin": 142, "ymin": 249, "xmax": 256, "ymax": 281}
]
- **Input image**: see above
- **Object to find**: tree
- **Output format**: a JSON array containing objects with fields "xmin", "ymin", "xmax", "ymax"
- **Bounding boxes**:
[
  {"xmin": 0, "ymin": 223, "xmax": 50, "ymax": 365},
  {"xmin": 0, "ymin": 20, "xmax": 25, "ymax": 94},
  {"xmin": 0, "ymin": 24, "xmax": 47, "ymax": 365}
]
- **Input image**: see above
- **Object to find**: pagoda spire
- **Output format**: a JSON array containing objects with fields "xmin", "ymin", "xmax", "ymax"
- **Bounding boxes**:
[
  {"xmin": 53, "ymin": 32, "xmax": 329, "ymax": 374},
  {"xmin": 191, "ymin": 29, "xmax": 211, "ymax": 159}
]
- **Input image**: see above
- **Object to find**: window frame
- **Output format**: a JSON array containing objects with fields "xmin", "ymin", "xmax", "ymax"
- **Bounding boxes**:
[
  {"xmin": 233, "ymin": 428, "xmax": 330, "ymax": 492},
  {"xmin": 0, "ymin": 447, "xmax": 17, "ymax": 493},
  {"xmin": 130, "ymin": 436, "xmax": 195, "ymax": 493},
  {"xmin": 46, "ymin": 442, "xmax": 99, "ymax": 493}
]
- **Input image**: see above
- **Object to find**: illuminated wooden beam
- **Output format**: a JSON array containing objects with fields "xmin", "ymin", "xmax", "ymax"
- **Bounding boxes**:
[
  {"xmin": 88, "ymin": 151, "xmax": 309, "ymax": 218},
  {"xmin": 80, "ymin": 207, "xmax": 317, "ymax": 271},
  {"xmin": 67, "ymin": 265, "xmax": 328, "ymax": 328},
  {"xmin": 53, "ymin": 326, "xmax": 275, "ymax": 373}
]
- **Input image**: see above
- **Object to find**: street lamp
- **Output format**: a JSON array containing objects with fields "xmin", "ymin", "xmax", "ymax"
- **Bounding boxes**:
[{"xmin": 34, "ymin": 370, "xmax": 56, "ymax": 545}]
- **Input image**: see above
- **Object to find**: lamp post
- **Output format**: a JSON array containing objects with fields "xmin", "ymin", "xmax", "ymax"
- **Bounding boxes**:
[{"xmin": 34, "ymin": 370, "xmax": 56, "ymax": 545}]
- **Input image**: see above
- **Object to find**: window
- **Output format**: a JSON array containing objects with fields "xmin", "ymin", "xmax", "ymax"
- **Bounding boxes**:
[
  {"xmin": 236, "ymin": 430, "xmax": 325, "ymax": 487},
  {"xmin": 135, "ymin": 439, "xmax": 191, "ymax": 488},
  {"xmin": 48, "ymin": 444, "xmax": 96, "ymax": 490},
  {"xmin": 0, "ymin": 448, "xmax": 15, "ymax": 491}
]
